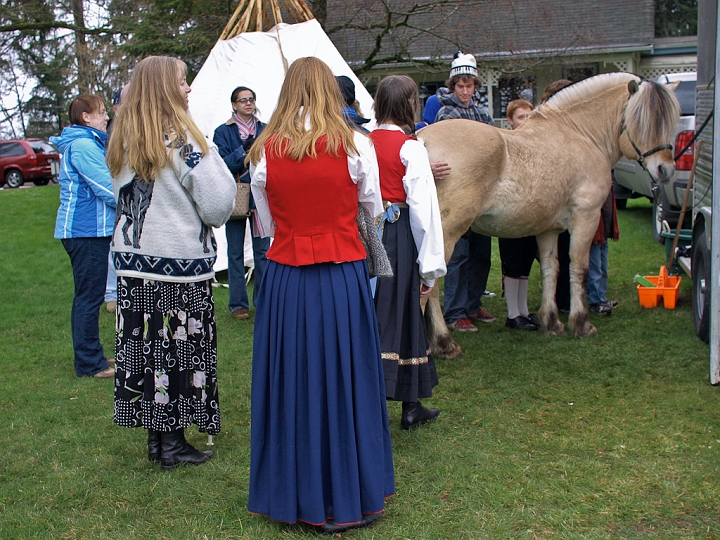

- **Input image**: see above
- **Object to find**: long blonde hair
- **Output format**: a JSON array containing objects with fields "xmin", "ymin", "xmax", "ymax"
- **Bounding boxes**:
[
  {"xmin": 246, "ymin": 57, "xmax": 358, "ymax": 164},
  {"xmin": 106, "ymin": 56, "xmax": 209, "ymax": 181}
]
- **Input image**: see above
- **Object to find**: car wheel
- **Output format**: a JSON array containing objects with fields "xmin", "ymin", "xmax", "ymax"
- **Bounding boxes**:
[
  {"xmin": 615, "ymin": 198, "xmax": 627, "ymax": 210},
  {"xmin": 692, "ymin": 229, "xmax": 710, "ymax": 343},
  {"xmin": 4, "ymin": 169, "xmax": 24, "ymax": 188},
  {"xmin": 652, "ymin": 192, "xmax": 665, "ymax": 244},
  {"xmin": 33, "ymin": 178, "xmax": 50, "ymax": 186}
]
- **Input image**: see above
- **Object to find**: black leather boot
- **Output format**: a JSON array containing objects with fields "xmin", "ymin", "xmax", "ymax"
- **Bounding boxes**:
[
  {"xmin": 148, "ymin": 430, "xmax": 161, "ymax": 463},
  {"xmin": 400, "ymin": 401, "xmax": 440, "ymax": 430},
  {"xmin": 160, "ymin": 429, "xmax": 214, "ymax": 471}
]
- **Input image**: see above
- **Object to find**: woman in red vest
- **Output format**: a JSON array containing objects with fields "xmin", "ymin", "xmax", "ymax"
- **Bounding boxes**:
[
  {"xmin": 245, "ymin": 57, "xmax": 394, "ymax": 534},
  {"xmin": 369, "ymin": 75, "xmax": 447, "ymax": 430}
]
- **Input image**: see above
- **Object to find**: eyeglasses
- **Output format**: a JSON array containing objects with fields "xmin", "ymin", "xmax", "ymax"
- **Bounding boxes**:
[{"xmin": 234, "ymin": 97, "xmax": 255, "ymax": 104}]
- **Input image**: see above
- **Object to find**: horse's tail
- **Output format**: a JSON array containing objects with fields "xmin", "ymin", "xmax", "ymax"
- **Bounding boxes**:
[{"xmin": 424, "ymin": 286, "xmax": 463, "ymax": 359}]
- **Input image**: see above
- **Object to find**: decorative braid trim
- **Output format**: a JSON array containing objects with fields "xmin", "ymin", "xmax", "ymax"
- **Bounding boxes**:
[{"xmin": 382, "ymin": 350, "xmax": 431, "ymax": 366}]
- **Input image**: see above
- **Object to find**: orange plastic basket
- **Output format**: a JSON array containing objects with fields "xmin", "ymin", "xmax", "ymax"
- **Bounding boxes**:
[{"xmin": 636, "ymin": 274, "xmax": 682, "ymax": 309}]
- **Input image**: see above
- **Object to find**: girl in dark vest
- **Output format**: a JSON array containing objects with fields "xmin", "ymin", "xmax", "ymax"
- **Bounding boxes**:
[
  {"xmin": 246, "ymin": 57, "xmax": 394, "ymax": 534},
  {"xmin": 369, "ymin": 75, "xmax": 447, "ymax": 430}
]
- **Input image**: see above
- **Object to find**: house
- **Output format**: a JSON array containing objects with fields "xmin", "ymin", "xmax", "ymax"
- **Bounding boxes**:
[{"xmin": 325, "ymin": 0, "xmax": 696, "ymax": 122}]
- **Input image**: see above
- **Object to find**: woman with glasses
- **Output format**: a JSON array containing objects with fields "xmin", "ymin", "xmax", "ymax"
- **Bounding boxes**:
[{"xmin": 213, "ymin": 86, "xmax": 271, "ymax": 320}]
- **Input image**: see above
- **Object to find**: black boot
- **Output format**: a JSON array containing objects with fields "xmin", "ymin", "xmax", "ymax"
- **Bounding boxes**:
[
  {"xmin": 148, "ymin": 430, "xmax": 161, "ymax": 463},
  {"xmin": 400, "ymin": 401, "xmax": 440, "ymax": 430},
  {"xmin": 160, "ymin": 429, "xmax": 214, "ymax": 471}
]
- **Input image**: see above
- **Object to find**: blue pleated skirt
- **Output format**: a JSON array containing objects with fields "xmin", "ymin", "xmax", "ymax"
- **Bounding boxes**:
[{"xmin": 248, "ymin": 259, "xmax": 395, "ymax": 527}]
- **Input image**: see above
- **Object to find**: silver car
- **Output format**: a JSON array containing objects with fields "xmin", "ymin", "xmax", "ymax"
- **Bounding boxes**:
[{"xmin": 613, "ymin": 72, "xmax": 697, "ymax": 243}]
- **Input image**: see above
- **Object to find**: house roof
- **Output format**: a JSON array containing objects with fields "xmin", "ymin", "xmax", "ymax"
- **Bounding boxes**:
[{"xmin": 326, "ymin": 0, "xmax": 655, "ymax": 68}]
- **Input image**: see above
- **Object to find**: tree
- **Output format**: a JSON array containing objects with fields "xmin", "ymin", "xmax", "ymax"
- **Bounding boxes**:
[{"xmin": 655, "ymin": 0, "xmax": 697, "ymax": 37}]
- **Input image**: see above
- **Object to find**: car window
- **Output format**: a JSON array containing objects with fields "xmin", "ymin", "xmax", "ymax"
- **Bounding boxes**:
[
  {"xmin": 0, "ymin": 142, "xmax": 26, "ymax": 158},
  {"xmin": 674, "ymin": 81, "xmax": 696, "ymax": 116},
  {"xmin": 28, "ymin": 141, "xmax": 57, "ymax": 154}
]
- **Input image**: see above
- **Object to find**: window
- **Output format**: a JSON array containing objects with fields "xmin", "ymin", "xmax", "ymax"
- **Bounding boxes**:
[
  {"xmin": 0, "ymin": 143, "xmax": 26, "ymax": 158},
  {"xmin": 28, "ymin": 141, "xmax": 56, "ymax": 154},
  {"xmin": 493, "ymin": 76, "xmax": 536, "ymax": 118},
  {"xmin": 562, "ymin": 63, "xmax": 599, "ymax": 83},
  {"xmin": 674, "ymin": 81, "xmax": 696, "ymax": 116}
]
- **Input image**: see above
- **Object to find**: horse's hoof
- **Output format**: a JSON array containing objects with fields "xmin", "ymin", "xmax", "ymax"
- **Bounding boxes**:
[
  {"xmin": 433, "ymin": 334, "xmax": 463, "ymax": 359},
  {"xmin": 544, "ymin": 322, "xmax": 565, "ymax": 336},
  {"xmin": 539, "ymin": 314, "xmax": 565, "ymax": 336},
  {"xmin": 570, "ymin": 319, "xmax": 597, "ymax": 337}
]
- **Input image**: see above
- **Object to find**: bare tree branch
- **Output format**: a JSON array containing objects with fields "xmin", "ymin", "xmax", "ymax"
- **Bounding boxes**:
[{"xmin": 0, "ymin": 21, "xmax": 113, "ymax": 35}]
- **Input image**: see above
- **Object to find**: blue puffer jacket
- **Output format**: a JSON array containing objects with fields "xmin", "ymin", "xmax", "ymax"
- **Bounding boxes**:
[{"xmin": 52, "ymin": 125, "xmax": 116, "ymax": 239}]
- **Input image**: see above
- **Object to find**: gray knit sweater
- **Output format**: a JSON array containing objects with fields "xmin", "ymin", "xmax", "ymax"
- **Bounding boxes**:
[{"xmin": 110, "ymin": 131, "xmax": 236, "ymax": 283}]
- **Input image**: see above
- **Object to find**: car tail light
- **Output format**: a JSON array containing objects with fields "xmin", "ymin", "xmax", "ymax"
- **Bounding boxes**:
[
  {"xmin": 27, "ymin": 152, "xmax": 37, "ymax": 162},
  {"xmin": 675, "ymin": 130, "xmax": 695, "ymax": 170}
]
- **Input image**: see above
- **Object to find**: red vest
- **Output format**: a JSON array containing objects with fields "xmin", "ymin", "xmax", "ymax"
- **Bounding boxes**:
[
  {"xmin": 369, "ymin": 129, "xmax": 410, "ymax": 203},
  {"xmin": 264, "ymin": 137, "xmax": 367, "ymax": 266}
]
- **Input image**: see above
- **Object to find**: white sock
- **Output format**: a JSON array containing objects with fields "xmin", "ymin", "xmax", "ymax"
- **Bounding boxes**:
[
  {"xmin": 518, "ymin": 278, "xmax": 530, "ymax": 317},
  {"xmin": 505, "ymin": 277, "xmax": 521, "ymax": 319}
]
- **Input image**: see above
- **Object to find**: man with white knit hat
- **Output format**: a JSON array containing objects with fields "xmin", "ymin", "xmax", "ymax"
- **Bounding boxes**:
[{"xmin": 435, "ymin": 51, "xmax": 497, "ymax": 332}]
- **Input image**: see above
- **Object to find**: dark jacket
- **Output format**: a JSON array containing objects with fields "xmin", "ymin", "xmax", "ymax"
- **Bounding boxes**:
[{"xmin": 213, "ymin": 118, "xmax": 266, "ymax": 183}]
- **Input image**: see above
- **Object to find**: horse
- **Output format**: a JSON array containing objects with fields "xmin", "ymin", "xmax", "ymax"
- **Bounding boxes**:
[{"xmin": 418, "ymin": 72, "xmax": 680, "ymax": 359}]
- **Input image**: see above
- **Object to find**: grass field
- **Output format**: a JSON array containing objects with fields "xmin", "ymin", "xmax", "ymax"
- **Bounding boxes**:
[{"xmin": 0, "ymin": 186, "xmax": 717, "ymax": 539}]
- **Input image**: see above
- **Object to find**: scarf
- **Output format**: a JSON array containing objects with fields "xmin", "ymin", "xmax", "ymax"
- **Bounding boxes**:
[{"xmin": 233, "ymin": 112, "xmax": 257, "ymax": 140}]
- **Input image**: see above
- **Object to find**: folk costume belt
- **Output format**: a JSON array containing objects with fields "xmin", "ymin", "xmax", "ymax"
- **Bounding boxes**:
[{"xmin": 377, "ymin": 200, "xmax": 409, "ymax": 239}]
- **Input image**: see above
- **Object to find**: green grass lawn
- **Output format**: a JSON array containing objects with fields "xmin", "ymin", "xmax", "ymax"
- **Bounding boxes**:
[{"xmin": 0, "ymin": 186, "xmax": 717, "ymax": 540}]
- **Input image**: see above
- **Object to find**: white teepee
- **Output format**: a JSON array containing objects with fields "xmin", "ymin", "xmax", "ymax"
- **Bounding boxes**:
[
  {"xmin": 190, "ymin": 19, "xmax": 374, "ymax": 139},
  {"xmin": 190, "ymin": 1, "xmax": 375, "ymax": 272}
]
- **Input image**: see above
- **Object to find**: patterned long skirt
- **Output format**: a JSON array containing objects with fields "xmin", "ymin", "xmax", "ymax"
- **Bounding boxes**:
[
  {"xmin": 375, "ymin": 208, "xmax": 439, "ymax": 402},
  {"xmin": 113, "ymin": 276, "xmax": 220, "ymax": 434}
]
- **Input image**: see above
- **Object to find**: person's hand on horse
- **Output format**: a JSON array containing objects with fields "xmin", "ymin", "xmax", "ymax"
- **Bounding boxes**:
[
  {"xmin": 430, "ymin": 161, "xmax": 451, "ymax": 181},
  {"xmin": 420, "ymin": 283, "xmax": 433, "ymax": 297}
]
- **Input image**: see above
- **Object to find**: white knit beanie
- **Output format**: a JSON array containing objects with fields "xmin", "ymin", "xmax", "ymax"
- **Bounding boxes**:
[{"xmin": 450, "ymin": 53, "xmax": 478, "ymax": 78}]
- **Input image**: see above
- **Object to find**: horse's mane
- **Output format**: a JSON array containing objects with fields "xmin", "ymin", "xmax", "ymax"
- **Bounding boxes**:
[
  {"xmin": 543, "ymin": 72, "xmax": 638, "ymax": 109},
  {"xmin": 537, "ymin": 72, "xmax": 679, "ymax": 146}
]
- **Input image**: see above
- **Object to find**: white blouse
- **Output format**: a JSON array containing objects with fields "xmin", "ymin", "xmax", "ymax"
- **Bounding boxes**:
[
  {"xmin": 375, "ymin": 124, "xmax": 447, "ymax": 287},
  {"xmin": 249, "ymin": 131, "xmax": 382, "ymax": 238}
]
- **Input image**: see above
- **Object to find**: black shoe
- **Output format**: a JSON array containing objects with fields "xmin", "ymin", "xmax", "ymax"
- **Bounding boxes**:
[
  {"xmin": 505, "ymin": 316, "xmax": 539, "ymax": 330},
  {"xmin": 589, "ymin": 303, "xmax": 612, "ymax": 315},
  {"xmin": 524, "ymin": 313, "xmax": 540, "ymax": 327},
  {"xmin": 316, "ymin": 512, "xmax": 382, "ymax": 534},
  {"xmin": 160, "ymin": 429, "xmax": 214, "ymax": 471},
  {"xmin": 148, "ymin": 430, "xmax": 161, "ymax": 464},
  {"xmin": 400, "ymin": 401, "xmax": 440, "ymax": 430}
]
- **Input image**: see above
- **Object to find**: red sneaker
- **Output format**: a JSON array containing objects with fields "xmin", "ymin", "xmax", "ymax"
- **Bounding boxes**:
[
  {"xmin": 469, "ymin": 308, "xmax": 497, "ymax": 323},
  {"xmin": 447, "ymin": 317, "xmax": 478, "ymax": 332}
]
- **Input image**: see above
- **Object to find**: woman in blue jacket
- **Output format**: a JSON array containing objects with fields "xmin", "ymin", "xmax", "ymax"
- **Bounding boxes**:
[
  {"xmin": 213, "ymin": 86, "xmax": 270, "ymax": 320},
  {"xmin": 52, "ymin": 94, "xmax": 116, "ymax": 378}
]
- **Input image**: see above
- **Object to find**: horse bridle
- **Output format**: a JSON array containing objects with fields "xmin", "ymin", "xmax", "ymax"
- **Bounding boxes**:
[{"xmin": 620, "ymin": 83, "xmax": 673, "ymax": 185}]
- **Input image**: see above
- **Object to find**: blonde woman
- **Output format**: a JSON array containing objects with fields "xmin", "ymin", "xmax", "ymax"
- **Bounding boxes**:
[
  {"xmin": 247, "ymin": 57, "xmax": 394, "ymax": 533},
  {"xmin": 107, "ymin": 56, "xmax": 236, "ymax": 471}
]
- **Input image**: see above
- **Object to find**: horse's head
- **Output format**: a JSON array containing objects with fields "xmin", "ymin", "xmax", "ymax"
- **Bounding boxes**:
[{"xmin": 619, "ymin": 78, "xmax": 681, "ymax": 185}]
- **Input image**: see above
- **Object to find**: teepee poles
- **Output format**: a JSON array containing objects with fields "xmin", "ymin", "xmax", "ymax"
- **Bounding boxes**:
[{"xmin": 219, "ymin": 0, "xmax": 314, "ymax": 40}]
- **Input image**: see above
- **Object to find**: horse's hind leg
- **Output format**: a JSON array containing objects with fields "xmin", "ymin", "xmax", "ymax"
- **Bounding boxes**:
[
  {"xmin": 425, "ymin": 285, "xmax": 463, "ymax": 359},
  {"xmin": 536, "ymin": 231, "xmax": 565, "ymax": 336},
  {"xmin": 567, "ymin": 221, "xmax": 597, "ymax": 338}
]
